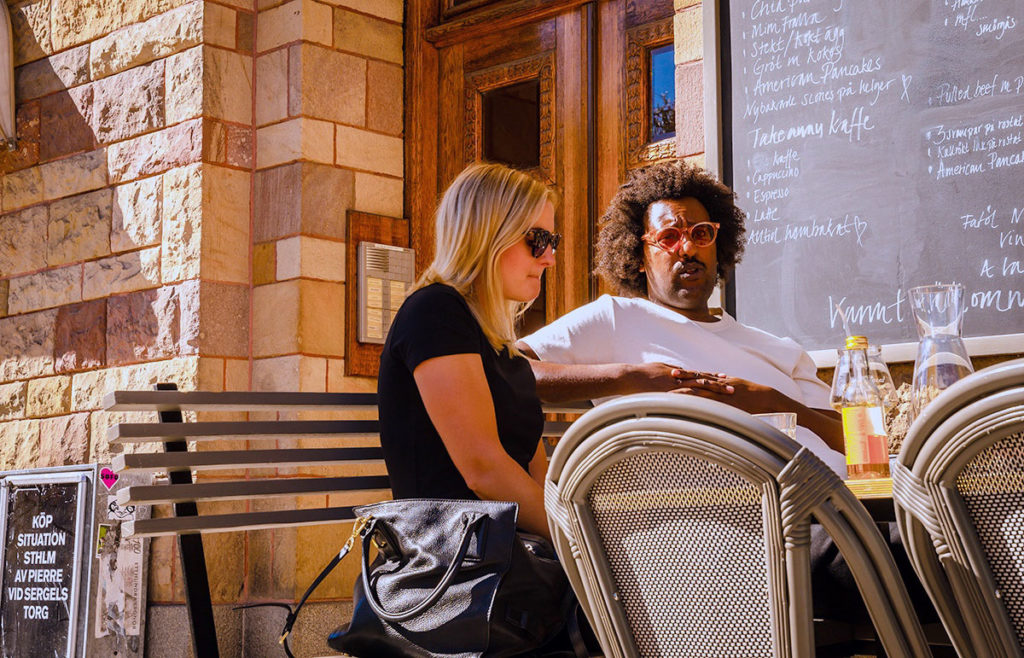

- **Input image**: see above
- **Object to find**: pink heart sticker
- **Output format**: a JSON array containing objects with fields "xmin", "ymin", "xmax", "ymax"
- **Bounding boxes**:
[{"xmin": 100, "ymin": 467, "xmax": 119, "ymax": 491}]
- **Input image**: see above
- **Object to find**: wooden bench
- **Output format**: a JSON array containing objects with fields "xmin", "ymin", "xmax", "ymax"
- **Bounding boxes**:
[{"xmin": 105, "ymin": 383, "xmax": 587, "ymax": 656}]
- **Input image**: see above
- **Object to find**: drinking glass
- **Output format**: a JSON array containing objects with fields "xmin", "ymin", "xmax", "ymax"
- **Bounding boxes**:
[{"xmin": 754, "ymin": 412, "xmax": 797, "ymax": 439}]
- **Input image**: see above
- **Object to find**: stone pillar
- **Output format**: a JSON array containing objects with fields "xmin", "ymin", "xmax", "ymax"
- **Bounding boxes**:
[
  {"xmin": 242, "ymin": 0, "xmax": 404, "ymax": 624},
  {"xmin": 674, "ymin": 0, "xmax": 705, "ymax": 165}
]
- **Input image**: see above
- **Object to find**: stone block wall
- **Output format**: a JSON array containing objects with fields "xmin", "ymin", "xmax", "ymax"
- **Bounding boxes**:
[
  {"xmin": 674, "ymin": 0, "xmax": 704, "ymax": 167},
  {"xmin": 0, "ymin": 0, "xmax": 405, "ymax": 645}
]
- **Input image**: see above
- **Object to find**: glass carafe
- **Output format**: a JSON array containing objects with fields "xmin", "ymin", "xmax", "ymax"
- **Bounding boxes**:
[{"xmin": 909, "ymin": 284, "xmax": 973, "ymax": 418}]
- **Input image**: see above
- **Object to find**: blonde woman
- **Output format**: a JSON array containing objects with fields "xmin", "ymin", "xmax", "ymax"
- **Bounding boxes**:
[{"xmin": 377, "ymin": 163, "xmax": 560, "ymax": 539}]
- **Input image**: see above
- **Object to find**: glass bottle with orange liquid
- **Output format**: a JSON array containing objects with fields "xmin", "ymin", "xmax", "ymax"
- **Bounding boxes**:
[{"xmin": 833, "ymin": 335, "xmax": 890, "ymax": 479}]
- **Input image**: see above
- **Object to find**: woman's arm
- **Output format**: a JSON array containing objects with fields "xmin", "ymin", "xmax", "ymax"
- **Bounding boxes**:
[{"xmin": 414, "ymin": 352, "xmax": 551, "ymax": 539}]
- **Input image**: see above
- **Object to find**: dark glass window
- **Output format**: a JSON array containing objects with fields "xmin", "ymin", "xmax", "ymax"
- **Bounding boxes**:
[
  {"xmin": 650, "ymin": 44, "xmax": 676, "ymax": 142},
  {"xmin": 483, "ymin": 80, "xmax": 541, "ymax": 169}
]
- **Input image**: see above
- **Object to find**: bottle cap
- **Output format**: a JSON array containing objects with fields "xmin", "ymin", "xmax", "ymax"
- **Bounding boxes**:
[{"xmin": 845, "ymin": 335, "xmax": 868, "ymax": 350}]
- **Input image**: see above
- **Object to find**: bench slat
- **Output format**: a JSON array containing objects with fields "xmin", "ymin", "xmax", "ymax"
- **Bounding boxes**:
[
  {"xmin": 110, "ymin": 420, "xmax": 380, "ymax": 442},
  {"xmin": 124, "ymin": 506, "xmax": 366, "ymax": 537},
  {"xmin": 104, "ymin": 390, "xmax": 378, "ymax": 412},
  {"xmin": 117, "ymin": 476, "xmax": 392, "ymax": 504},
  {"xmin": 112, "ymin": 447, "xmax": 385, "ymax": 472}
]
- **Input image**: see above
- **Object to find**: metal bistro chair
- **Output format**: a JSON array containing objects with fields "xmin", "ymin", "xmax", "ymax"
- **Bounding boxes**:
[
  {"xmin": 894, "ymin": 357, "xmax": 1024, "ymax": 657},
  {"xmin": 544, "ymin": 393, "xmax": 931, "ymax": 658}
]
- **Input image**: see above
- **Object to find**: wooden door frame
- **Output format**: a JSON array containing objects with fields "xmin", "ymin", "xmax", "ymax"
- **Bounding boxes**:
[{"xmin": 404, "ymin": 0, "xmax": 598, "ymax": 318}]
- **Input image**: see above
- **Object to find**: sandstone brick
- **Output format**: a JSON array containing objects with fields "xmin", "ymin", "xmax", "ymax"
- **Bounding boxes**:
[
  {"xmin": 0, "ymin": 419, "xmax": 41, "ymax": 469},
  {"xmin": 365, "ymin": 60, "xmax": 402, "ymax": 135},
  {"xmin": 92, "ymin": 61, "xmax": 167, "ymax": 144},
  {"xmin": 674, "ymin": 0, "xmax": 701, "ymax": 15},
  {"xmin": 0, "ymin": 309, "xmax": 56, "ymax": 381},
  {"xmin": 255, "ymin": 49, "xmax": 288, "ymax": 126},
  {"xmin": 327, "ymin": 358, "xmax": 375, "ymax": 392},
  {"xmin": 10, "ymin": 0, "xmax": 52, "ymax": 66},
  {"xmin": 236, "ymin": 10, "xmax": 254, "ymax": 51},
  {"xmin": 147, "ymin": 523, "xmax": 176, "ymax": 602},
  {"xmin": 224, "ymin": 358, "xmax": 249, "ymax": 390},
  {"xmin": 276, "ymin": 236, "xmax": 345, "ymax": 282},
  {"xmin": 108, "ymin": 118, "xmax": 203, "ymax": 184},
  {"xmin": 289, "ymin": 44, "xmax": 365, "ymax": 125},
  {"xmin": 257, "ymin": 0, "xmax": 332, "ymax": 52},
  {"xmin": 40, "ymin": 86, "xmax": 95, "ymax": 162},
  {"xmin": 203, "ymin": 120, "xmax": 227, "ymax": 164},
  {"xmin": 199, "ymin": 502, "xmax": 247, "ymax": 602},
  {"xmin": 0, "ymin": 102, "xmax": 42, "ymax": 174},
  {"xmin": 299, "ymin": 280, "xmax": 345, "ymax": 356},
  {"xmin": 252, "ymin": 354, "xmax": 327, "ymax": 391},
  {"xmin": 26, "ymin": 375, "xmax": 72, "ymax": 417},
  {"xmin": 106, "ymin": 284, "xmax": 199, "ymax": 365},
  {"xmin": 251, "ymin": 242, "xmax": 275, "ymax": 285},
  {"xmin": 0, "ymin": 382, "xmax": 27, "ymax": 420},
  {"xmin": 206, "ymin": 47, "xmax": 253, "ymax": 124},
  {"xmin": 161, "ymin": 163, "xmax": 202, "ymax": 282},
  {"xmin": 8, "ymin": 265, "xmax": 83, "ymax": 314},
  {"xmin": 225, "ymin": 125, "xmax": 253, "ymax": 168},
  {"xmin": 1, "ymin": 165, "xmax": 43, "ymax": 213},
  {"xmin": 333, "ymin": 8, "xmax": 402, "ymax": 64},
  {"xmin": 47, "ymin": 188, "xmax": 113, "ymax": 266},
  {"xmin": 83, "ymin": 247, "xmax": 162, "ymax": 299},
  {"xmin": 0, "ymin": 206, "xmax": 48, "ymax": 276},
  {"xmin": 89, "ymin": 2, "xmax": 203, "ymax": 80},
  {"xmin": 40, "ymin": 149, "xmax": 108, "ymax": 203},
  {"xmin": 38, "ymin": 413, "xmax": 90, "ymax": 466},
  {"xmin": 197, "ymin": 282, "xmax": 248, "ymax": 357},
  {"xmin": 71, "ymin": 356, "xmax": 200, "ymax": 413},
  {"xmin": 112, "ymin": 176, "xmax": 163, "ymax": 252},
  {"xmin": 335, "ymin": 124, "xmax": 402, "ymax": 176},
  {"xmin": 54, "ymin": 300, "xmax": 105, "ymax": 373},
  {"xmin": 254, "ymin": 162, "xmax": 353, "ymax": 241},
  {"xmin": 0, "ymin": 280, "xmax": 7, "ymax": 317},
  {"xmin": 320, "ymin": 0, "xmax": 401, "ymax": 22},
  {"xmin": 165, "ymin": 46, "xmax": 204, "ymax": 125},
  {"xmin": 51, "ymin": 0, "xmax": 191, "ymax": 51},
  {"xmin": 257, "ymin": 118, "xmax": 334, "ymax": 168},
  {"xmin": 197, "ymin": 356, "xmax": 224, "ymax": 391},
  {"xmin": 354, "ymin": 172, "xmax": 403, "ymax": 217},
  {"xmin": 247, "ymin": 497, "xmax": 295, "ymax": 598},
  {"xmin": 674, "ymin": 5, "xmax": 702, "ymax": 65},
  {"xmin": 675, "ymin": 60, "xmax": 703, "ymax": 157},
  {"xmin": 15, "ymin": 46, "xmax": 90, "ymax": 102},
  {"xmin": 201, "ymin": 165, "xmax": 250, "ymax": 284},
  {"xmin": 205, "ymin": 2, "xmax": 237, "ymax": 48},
  {"xmin": 252, "ymin": 281, "xmax": 299, "ymax": 356}
]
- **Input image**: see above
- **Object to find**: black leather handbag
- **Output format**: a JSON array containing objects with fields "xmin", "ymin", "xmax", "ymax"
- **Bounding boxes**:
[{"xmin": 263, "ymin": 499, "xmax": 584, "ymax": 658}]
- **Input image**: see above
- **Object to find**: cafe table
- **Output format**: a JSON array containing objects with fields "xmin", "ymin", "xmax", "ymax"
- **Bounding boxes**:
[{"xmin": 845, "ymin": 476, "xmax": 896, "ymax": 523}]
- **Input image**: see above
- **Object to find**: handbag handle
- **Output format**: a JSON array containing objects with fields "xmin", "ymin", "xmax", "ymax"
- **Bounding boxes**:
[{"xmin": 361, "ymin": 511, "xmax": 487, "ymax": 623}]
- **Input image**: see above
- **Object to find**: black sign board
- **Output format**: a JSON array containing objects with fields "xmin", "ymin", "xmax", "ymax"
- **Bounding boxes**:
[
  {"xmin": 1, "ymin": 476, "xmax": 87, "ymax": 658},
  {"xmin": 716, "ymin": 0, "xmax": 1024, "ymax": 352}
]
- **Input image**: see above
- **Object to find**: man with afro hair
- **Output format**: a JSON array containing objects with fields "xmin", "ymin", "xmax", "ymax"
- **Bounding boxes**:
[{"xmin": 519, "ymin": 159, "xmax": 845, "ymax": 475}]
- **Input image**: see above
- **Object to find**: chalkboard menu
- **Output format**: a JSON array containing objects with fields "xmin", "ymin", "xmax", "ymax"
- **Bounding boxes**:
[
  {"xmin": 721, "ymin": 0, "xmax": 1024, "ymax": 352},
  {"xmin": 1, "ymin": 477, "xmax": 86, "ymax": 658}
]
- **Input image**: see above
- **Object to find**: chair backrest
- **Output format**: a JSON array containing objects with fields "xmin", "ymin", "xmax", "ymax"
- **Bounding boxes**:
[
  {"xmin": 893, "ymin": 357, "xmax": 1024, "ymax": 658},
  {"xmin": 545, "ymin": 393, "xmax": 931, "ymax": 658}
]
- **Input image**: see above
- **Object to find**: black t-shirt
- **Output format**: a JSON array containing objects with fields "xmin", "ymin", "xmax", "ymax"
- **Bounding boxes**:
[{"xmin": 378, "ymin": 283, "xmax": 544, "ymax": 500}]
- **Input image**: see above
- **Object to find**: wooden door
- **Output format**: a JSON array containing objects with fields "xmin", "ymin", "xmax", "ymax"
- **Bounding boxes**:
[{"xmin": 406, "ymin": 0, "xmax": 677, "ymax": 327}]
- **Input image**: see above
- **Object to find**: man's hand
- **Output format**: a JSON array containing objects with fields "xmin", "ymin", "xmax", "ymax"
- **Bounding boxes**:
[
  {"xmin": 669, "ymin": 372, "xmax": 779, "ymax": 413},
  {"xmin": 638, "ymin": 363, "xmax": 735, "ymax": 395}
]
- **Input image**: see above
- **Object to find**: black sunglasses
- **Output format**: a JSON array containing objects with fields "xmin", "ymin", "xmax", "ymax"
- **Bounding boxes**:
[{"xmin": 523, "ymin": 227, "xmax": 562, "ymax": 258}]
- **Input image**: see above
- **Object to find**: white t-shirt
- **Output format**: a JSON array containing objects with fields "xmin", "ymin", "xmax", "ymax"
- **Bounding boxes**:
[{"xmin": 521, "ymin": 295, "xmax": 847, "ymax": 476}]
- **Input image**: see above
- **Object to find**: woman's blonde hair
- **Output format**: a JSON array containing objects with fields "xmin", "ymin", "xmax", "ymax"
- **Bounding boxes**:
[{"xmin": 416, "ymin": 163, "xmax": 556, "ymax": 353}]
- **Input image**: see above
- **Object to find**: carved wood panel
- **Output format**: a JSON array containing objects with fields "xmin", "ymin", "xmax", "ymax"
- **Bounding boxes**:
[
  {"xmin": 625, "ymin": 17, "xmax": 675, "ymax": 169},
  {"xmin": 463, "ymin": 52, "xmax": 556, "ymax": 183}
]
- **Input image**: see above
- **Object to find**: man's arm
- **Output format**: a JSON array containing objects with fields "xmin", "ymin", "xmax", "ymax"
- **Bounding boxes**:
[
  {"xmin": 517, "ymin": 341, "xmax": 733, "ymax": 404},
  {"xmin": 676, "ymin": 376, "xmax": 845, "ymax": 453}
]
